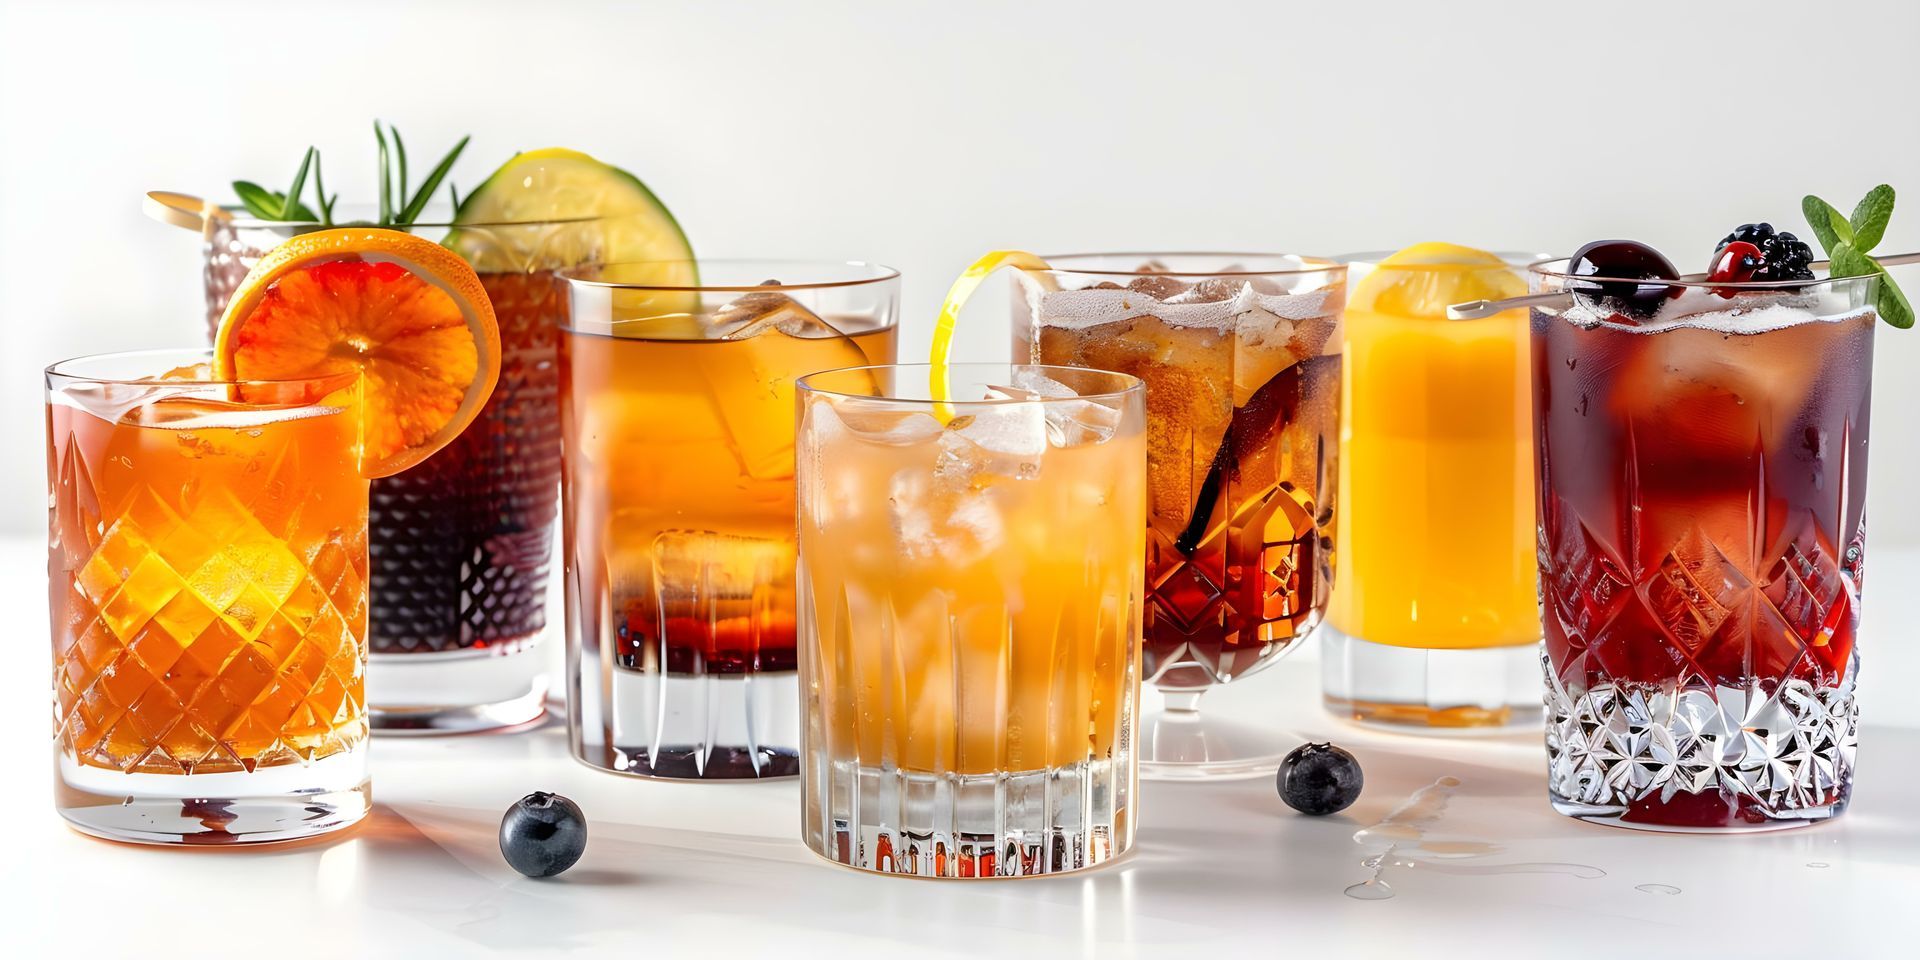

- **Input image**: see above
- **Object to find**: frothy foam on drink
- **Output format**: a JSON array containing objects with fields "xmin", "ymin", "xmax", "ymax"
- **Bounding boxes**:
[
  {"xmin": 1032, "ymin": 285, "xmax": 1334, "ymax": 331},
  {"xmin": 1559, "ymin": 287, "xmax": 1875, "ymax": 335}
]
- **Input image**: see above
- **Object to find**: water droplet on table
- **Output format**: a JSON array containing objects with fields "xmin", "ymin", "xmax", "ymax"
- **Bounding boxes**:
[
  {"xmin": 1807, "ymin": 862, "xmax": 1830, "ymax": 869},
  {"xmin": 1344, "ymin": 878, "xmax": 1395, "ymax": 900},
  {"xmin": 1635, "ymin": 883, "xmax": 1681, "ymax": 895}
]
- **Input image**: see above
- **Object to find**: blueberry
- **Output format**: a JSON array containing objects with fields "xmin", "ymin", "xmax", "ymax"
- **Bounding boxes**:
[
  {"xmin": 1566, "ymin": 239, "xmax": 1680, "ymax": 320},
  {"xmin": 1277, "ymin": 742, "xmax": 1363, "ymax": 816},
  {"xmin": 500, "ymin": 791, "xmax": 587, "ymax": 878}
]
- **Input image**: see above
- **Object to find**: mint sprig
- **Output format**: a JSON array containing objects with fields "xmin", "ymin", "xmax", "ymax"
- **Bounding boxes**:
[{"xmin": 1804, "ymin": 184, "xmax": 1912, "ymax": 329}]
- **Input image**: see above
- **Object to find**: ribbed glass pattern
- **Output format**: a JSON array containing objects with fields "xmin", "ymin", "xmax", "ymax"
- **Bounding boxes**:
[{"xmin": 797, "ymin": 364, "xmax": 1145, "ymax": 876}]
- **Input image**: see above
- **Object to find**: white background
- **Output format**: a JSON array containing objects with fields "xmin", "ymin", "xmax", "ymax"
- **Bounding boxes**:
[
  {"xmin": 3, "ymin": 0, "xmax": 1918, "ymax": 543},
  {"xmin": 3, "ymin": 5, "xmax": 1919, "ymax": 956}
]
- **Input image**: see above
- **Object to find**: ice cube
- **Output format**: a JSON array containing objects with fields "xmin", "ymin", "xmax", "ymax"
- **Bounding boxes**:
[
  {"xmin": 935, "ymin": 402, "xmax": 1047, "ymax": 483},
  {"xmin": 650, "ymin": 531, "xmax": 790, "ymax": 638},
  {"xmin": 823, "ymin": 397, "xmax": 943, "ymax": 446},
  {"xmin": 713, "ymin": 286, "xmax": 838, "ymax": 340},
  {"xmin": 1126, "ymin": 274, "xmax": 1190, "ymax": 301},
  {"xmin": 56, "ymin": 380, "xmax": 221, "ymax": 427},
  {"xmin": 1170, "ymin": 277, "xmax": 1248, "ymax": 304},
  {"xmin": 889, "ymin": 467, "xmax": 1004, "ymax": 563},
  {"xmin": 699, "ymin": 305, "xmax": 872, "ymax": 481},
  {"xmin": 1008, "ymin": 369, "xmax": 1124, "ymax": 447}
]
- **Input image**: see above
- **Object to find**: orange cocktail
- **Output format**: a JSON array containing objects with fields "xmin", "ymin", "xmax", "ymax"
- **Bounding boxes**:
[
  {"xmin": 48, "ymin": 228, "xmax": 500, "ymax": 844},
  {"xmin": 48, "ymin": 354, "xmax": 370, "ymax": 842},
  {"xmin": 1323, "ymin": 245, "xmax": 1542, "ymax": 730}
]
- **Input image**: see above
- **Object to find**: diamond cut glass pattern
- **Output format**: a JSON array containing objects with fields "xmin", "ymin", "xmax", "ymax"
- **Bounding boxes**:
[
  {"xmin": 52, "ymin": 415, "xmax": 367, "ymax": 776},
  {"xmin": 200, "ymin": 218, "xmax": 615, "ymax": 731},
  {"xmin": 47, "ymin": 353, "xmax": 371, "ymax": 843}
]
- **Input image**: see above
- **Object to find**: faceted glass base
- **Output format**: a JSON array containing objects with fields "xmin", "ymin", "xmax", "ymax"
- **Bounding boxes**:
[
  {"xmin": 56, "ymin": 750, "xmax": 369, "ymax": 845},
  {"xmin": 805, "ymin": 757, "xmax": 1132, "ymax": 877},
  {"xmin": 1321, "ymin": 629, "xmax": 1542, "ymax": 733},
  {"xmin": 1544, "ymin": 654, "xmax": 1858, "ymax": 832},
  {"xmin": 1139, "ymin": 687, "xmax": 1296, "ymax": 780},
  {"xmin": 367, "ymin": 641, "xmax": 549, "ymax": 735},
  {"xmin": 572, "ymin": 670, "xmax": 800, "ymax": 780}
]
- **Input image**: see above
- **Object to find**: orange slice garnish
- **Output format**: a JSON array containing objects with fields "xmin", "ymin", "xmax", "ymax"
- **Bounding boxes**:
[{"xmin": 213, "ymin": 228, "xmax": 501, "ymax": 478}]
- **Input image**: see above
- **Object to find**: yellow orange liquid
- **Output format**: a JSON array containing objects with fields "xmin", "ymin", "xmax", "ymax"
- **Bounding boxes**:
[
  {"xmin": 1329, "ymin": 267, "xmax": 1538, "ymax": 650},
  {"xmin": 49, "ymin": 392, "xmax": 368, "ymax": 774},
  {"xmin": 798, "ymin": 393, "xmax": 1146, "ymax": 777},
  {"xmin": 562, "ymin": 318, "xmax": 896, "ymax": 674}
]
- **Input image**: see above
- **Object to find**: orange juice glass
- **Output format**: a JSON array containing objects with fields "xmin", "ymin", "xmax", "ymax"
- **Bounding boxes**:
[
  {"xmin": 47, "ymin": 349, "xmax": 370, "ymax": 844},
  {"xmin": 1323, "ymin": 248, "xmax": 1547, "ymax": 730},
  {"xmin": 796, "ymin": 363, "xmax": 1146, "ymax": 877}
]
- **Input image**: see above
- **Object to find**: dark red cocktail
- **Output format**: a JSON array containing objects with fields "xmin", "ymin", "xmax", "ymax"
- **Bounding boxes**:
[{"xmin": 1533, "ymin": 259, "xmax": 1875, "ymax": 831}]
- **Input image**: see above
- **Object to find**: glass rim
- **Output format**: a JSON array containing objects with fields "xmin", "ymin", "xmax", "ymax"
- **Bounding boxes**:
[
  {"xmin": 562, "ymin": 259, "xmax": 901, "ymax": 292},
  {"xmin": 211, "ymin": 204, "xmax": 608, "ymax": 230},
  {"xmin": 44, "ymin": 348, "xmax": 353, "ymax": 390},
  {"xmin": 796, "ymin": 362, "xmax": 1145, "ymax": 406},
  {"xmin": 1034, "ymin": 251, "xmax": 1343, "ymax": 278},
  {"xmin": 1529, "ymin": 257, "xmax": 1876, "ymax": 292},
  {"xmin": 1335, "ymin": 250, "xmax": 1558, "ymax": 269}
]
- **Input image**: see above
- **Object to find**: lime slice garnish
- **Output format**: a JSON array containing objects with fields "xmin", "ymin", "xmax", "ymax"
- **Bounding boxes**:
[
  {"xmin": 929, "ymin": 250, "xmax": 1054, "ymax": 419},
  {"xmin": 448, "ymin": 146, "xmax": 697, "ymax": 284}
]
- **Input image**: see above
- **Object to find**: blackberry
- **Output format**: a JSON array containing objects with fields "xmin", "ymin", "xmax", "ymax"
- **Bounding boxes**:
[{"xmin": 1716, "ymin": 223, "xmax": 1816, "ymax": 282}]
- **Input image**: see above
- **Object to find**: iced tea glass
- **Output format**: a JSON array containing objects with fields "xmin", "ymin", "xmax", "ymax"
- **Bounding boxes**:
[
  {"xmin": 562, "ymin": 261, "xmax": 899, "ymax": 779},
  {"xmin": 199, "ymin": 211, "xmax": 624, "ymax": 733},
  {"xmin": 1531, "ymin": 263, "xmax": 1876, "ymax": 831},
  {"xmin": 47, "ymin": 349, "xmax": 370, "ymax": 844},
  {"xmin": 1323, "ymin": 251, "xmax": 1550, "ymax": 731},
  {"xmin": 796, "ymin": 363, "xmax": 1145, "ymax": 877},
  {"xmin": 1015, "ymin": 253, "xmax": 1343, "ymax": 778}
]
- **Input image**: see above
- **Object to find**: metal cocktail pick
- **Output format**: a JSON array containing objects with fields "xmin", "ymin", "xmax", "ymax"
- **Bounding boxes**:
[{"xmin": 1446, "ymin": 251, "xmax": 1920, "ymax": 320}]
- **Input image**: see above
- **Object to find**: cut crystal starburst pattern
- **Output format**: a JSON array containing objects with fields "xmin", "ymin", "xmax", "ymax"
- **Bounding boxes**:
[{"xmin": 1544, "ymin": 652, "xmax": 1858, "ymax": 824}]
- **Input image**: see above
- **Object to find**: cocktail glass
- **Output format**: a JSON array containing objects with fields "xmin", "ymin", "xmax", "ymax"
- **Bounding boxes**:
[
  {"xmin": 1529, "ymin": 263, "xmax": 1876, "ymax": 831},
  {"xmin": 561, "ymin": 261, "xmax": 899, "ymax": 779},
  {"xmin": 1322, "ymin": 249, "xmax": 1551, "ymax": 731},
  {"xmin": 796, "ymin": 362, "xmax": 1145, "ymax": 876},
  {"xmin": 198, "ymin": 210, "xmax": 622, "ymax": 733},
  {"xmin": 47, "ymin": 349, "xmax": 370, "ymax": 843},
  {"xmin": 1014, "ymin": 253, "xmax": 1344, "ymax": 778}
]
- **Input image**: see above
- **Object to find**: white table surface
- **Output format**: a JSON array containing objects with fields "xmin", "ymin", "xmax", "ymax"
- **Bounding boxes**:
[{"xmin": 1, "ymin": 535, "xmax": 1913, "ymax": 959}]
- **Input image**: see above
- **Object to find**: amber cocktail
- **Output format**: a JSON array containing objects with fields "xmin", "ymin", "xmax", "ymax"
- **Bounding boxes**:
[
  {"xmin": 563, "ymin": 262, "xmax": 898, "ymax": 779},
  {"xmin": 1016, "ymin": 253, "xmax": 1344, "ymax": 778}
]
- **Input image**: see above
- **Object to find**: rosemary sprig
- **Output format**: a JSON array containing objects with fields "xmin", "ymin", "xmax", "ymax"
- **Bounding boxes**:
[
  {"xmin": 397, "ymin": 132, "xmax": 468, "ymax": 224},
  {"xmin": 374, "ymin": 122, "xmax": 393, "ymax": 226},
  {"xmin": 311, "ymin": 150, "xmax": 337, "ymax": 226},
  {"xmin": 232, "ymin": 146, "xmax": 319, "ymax": 221},
  {"xmin": 231, "ymin": 123, "xmax": 468, "ymax": 227}
]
